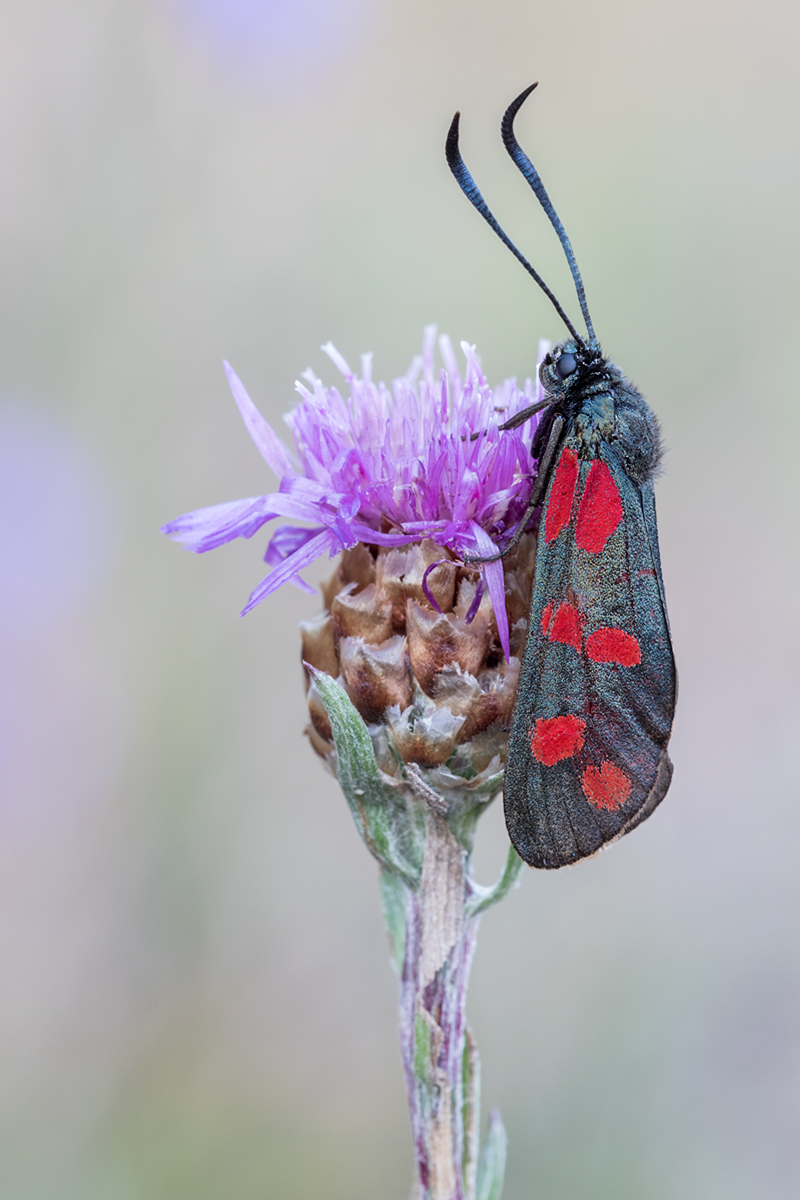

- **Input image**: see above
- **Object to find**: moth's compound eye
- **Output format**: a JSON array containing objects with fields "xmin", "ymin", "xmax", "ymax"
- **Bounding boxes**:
[{"xmin": 556, "ymin": 353, "xmax": 577, "ymax": 379}]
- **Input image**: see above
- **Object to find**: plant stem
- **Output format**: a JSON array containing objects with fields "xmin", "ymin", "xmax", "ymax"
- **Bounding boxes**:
[
  {"xmin": 387, "ymin": 812, "xmax": 487, "ymax": 1200},
  {"xmin": 313, "ymin": 672, "xmax": 519, "ymax": 1199}
]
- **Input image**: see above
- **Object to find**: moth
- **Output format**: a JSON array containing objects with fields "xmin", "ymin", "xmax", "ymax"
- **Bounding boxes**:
[{"xmin": 446, "ymin": 84, "xmax": 677, "ymax": 869}]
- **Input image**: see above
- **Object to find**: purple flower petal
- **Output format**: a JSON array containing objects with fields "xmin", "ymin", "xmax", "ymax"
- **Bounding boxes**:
[
  {"xmin": 264, "ymin": 487, "xmax": 348, "ymax": 526},
  {"xmin": 264, "ymin": 523, "xmax": 326, "ymax": 565},
  {"xmin": 421, "ymin": 559, "xmax": 449, "ymax": 614},
  {"xmin": 166, "ymin": 331, "xmax": 550, "ymax": 642},
  {"xmin": 349, "ymin": 522, "xmax": 417, "ymax": 547},
  {"xmin": 464, "ymin": 576, "xmax": 485, "ymax": 624},
  {"xmin": 162, "ymin": 496, "xmax": 275, "ymax": 552},
  {"xmin": 468, "ymin": 520, "xmax": 510, "ymax": 661},
  {"xmin": 241, "ymin": 528, "xmax": 337, "ymax": 614},
  {"xmin": 265, "ymin": 525, "xmax": 326, "ymax": 593},
  {"xmin": 438, "ymin": 334, "xmax": 460, "ymax": 382},
  {"xmin": 320, "ymin": 342, "xmax": 354, "ymax": 380},
  {"xmin": 400, "ymin": 520, "xmax": 449, "ymax": 535},
  {"xmin": 460, "ymin": 341, "xmax": 486, "ymax": 386},
  {"xmin": 223, "ymin": 360, "xmax": 295, "ymax": 477}
]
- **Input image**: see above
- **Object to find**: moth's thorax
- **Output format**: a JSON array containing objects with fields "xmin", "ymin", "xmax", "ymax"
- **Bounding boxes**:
[
  {"xmin": 539, "ymin": 346, "xmax": 664, "ymax": 484},
  {"xmin": 572, "ymin": 391, "xmax": 615, "ymax": 454}
]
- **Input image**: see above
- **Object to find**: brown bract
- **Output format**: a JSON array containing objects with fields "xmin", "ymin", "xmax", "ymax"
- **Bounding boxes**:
[{"xmin": 299, "ymin": 535, "xmax": 537, "ymax": 780}]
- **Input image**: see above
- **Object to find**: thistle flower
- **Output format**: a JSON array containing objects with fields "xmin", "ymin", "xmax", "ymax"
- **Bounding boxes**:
[
  {"xmin": 163, "ymin": 327, "xmax": 546, "ymax": 1200},
  {"xmin": 162, "ymin": 326, "xmax": 547, "ymax": 660}
]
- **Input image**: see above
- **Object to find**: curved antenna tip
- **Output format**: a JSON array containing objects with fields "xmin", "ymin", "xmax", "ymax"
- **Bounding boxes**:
[
  {"xmin": 511, "ymin": 82, "xmax": 539, "ymax": 109},
  {"xmin": 445, "ymin": 111, "xmax": 461, "ymax": 164},
  {"xmin": 501, "ymin": 81, "xmax": 597, "ymax": 343},
  {"xmin": 443, "ymin": 96, "xmax": 582, "ymax": 343}
]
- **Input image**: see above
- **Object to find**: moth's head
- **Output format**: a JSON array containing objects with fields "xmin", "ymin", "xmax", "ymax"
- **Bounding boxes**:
[{"xmin": 540, "ymin": 339, "xmax": 606, "ymax": 397}]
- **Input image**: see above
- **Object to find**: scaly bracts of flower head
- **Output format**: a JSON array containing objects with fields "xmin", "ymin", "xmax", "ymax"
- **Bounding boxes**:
[{"xmin": 162, "ymin": 327, "xmax": 549, "ymax": 658}]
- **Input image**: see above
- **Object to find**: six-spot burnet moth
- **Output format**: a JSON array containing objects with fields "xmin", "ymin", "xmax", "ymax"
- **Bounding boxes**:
[{"xmin": 446, "ymin": 83, "xmax": 677, "ymax": 869}]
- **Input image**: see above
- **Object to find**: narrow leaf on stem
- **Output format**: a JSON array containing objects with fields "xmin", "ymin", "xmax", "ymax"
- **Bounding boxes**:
[
  {"xmin": 466, "ymin": 844, "xmax": 525, "ymax": 918},
  {"xmin": 308, "ymin": 666, "xmax": 423, "ymax": 887},
  {"xmin": 476, "ymin": 1109, "xmax": 508, "ymax": 1200}
]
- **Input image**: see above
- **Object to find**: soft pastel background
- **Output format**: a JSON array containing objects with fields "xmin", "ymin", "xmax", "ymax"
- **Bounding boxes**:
[{"xmin": 1, "ymin": 1, "xmax": 798, "ymax": 1197}]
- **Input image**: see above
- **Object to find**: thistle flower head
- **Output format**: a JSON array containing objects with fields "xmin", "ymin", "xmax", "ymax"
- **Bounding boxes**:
[
  {"xmin": 162, "ymin": 326, "xmax": 548, "ymax": 658},
  {"xmin": 303, "ymin": 531, "xmax": 537, "ymax": 786}
]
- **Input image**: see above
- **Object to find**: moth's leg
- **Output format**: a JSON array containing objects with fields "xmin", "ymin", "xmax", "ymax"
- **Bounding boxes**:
[
  {"xmin": 499, "ymin": 396, "xmax": 553, "ymax": 431},
  {"xmin": 464, "ymin": 416, "xmax": 565, "ymax": 565},
  {"xmin": 466, "ymin": 396, "xmax": 552, "ymax": 441}
]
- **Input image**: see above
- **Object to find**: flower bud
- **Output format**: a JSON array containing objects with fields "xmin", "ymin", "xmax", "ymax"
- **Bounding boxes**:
[{"xmin": 303, "ymin": 533, "xmax": 537, "ymax": 802}]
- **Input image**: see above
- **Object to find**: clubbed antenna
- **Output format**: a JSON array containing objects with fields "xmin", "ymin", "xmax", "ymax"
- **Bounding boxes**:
[
  {"xmin": 501, "ymin": 83, "xmax": 597, "ymax": 345},
  {"xmin": 446, "ymin": 111, "xmax": 582, "ymax": 343}
]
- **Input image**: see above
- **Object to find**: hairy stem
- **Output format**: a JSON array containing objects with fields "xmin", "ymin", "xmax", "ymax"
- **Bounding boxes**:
[{"xmin": 391, "ymin": 814, "xmax": 482, "ymax": 1200}]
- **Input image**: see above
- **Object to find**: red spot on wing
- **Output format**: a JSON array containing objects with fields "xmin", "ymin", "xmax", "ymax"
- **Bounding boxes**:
[
  {"xmin": 575, "ymin": 460, "xmax": 623, "ymax": 553},
  {"xmin": 544, "ymin": 447, "xmax": 579, "ymax": 543},
  {"xmin": 540, "ymin": 603, "xmax": 554, "ymax": 635},
  {"xmin": 581, "ymin": 761, "xmax": 632, "ymax": 811},
  {"xmin": 530, "ymin": 714, "xmax": 586, "ymax": 765},
  {"xmin": 586, "ymin": 627, "xmax": 642, "ymax": 666},
  {"xmin": 547, "ymin": 602, "xmax": 581, "ymax": 652}
]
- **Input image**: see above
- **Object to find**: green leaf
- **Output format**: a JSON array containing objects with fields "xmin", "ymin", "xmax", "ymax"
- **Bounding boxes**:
[
  {"xmin": 308, "ymin": 667, "xmax": 423, "ymax": 888},
  {"xmin": 476, "ymin": 1108, "xmax": 507, "ymax": 1200},
  {"xmin": 466, "ymin": 843, "xmax": 524, "ymax": 919}
]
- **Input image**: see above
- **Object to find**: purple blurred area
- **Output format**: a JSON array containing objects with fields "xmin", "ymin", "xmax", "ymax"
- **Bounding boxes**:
[
  {"xmin": 0, "ymin": 400, "xmax": 111, "ymax": 626},
  {"xmin": 168, "ymin": 0, "xmax": 374, "ymax": 73},
  {"xmin": 0, "ymin": 398, "xmax": 119, "ymax": 820},
  {"xmin": 0, "ymin": 0, "xmax": 798, "ymax": 1197}
]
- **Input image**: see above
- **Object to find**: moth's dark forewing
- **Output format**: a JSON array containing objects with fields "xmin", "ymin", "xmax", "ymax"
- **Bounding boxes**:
[
  {"xmin": 503, "ymin": 440, "xmax": 677, "ymax": 869},
  {"xmin": 640, "ymin": 480, "xmax": 670, "ymax": 631},
  {"xmin": 578, "ymin": 448, "xmax": 676, "ymax": 832},
  {"xmin": 503, "ymin": 535, "xmax": 603, "ymax": 868},
  {"xmin": 615, "ymin": 475, "xmax": 676, "ymax": 835}
]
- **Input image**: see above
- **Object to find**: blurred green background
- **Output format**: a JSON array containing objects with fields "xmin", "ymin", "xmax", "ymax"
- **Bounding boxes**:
[{"xmin": 1, "ymin": 0, "xmax": 799, "ymax": 1197}]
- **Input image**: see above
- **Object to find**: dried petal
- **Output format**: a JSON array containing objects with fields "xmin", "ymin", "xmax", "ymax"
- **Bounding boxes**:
[
  {"xmin": 376, "ymin": 540, "xmax": 457, "ymax": 627},
  {"xmin": 305, "ymin": 720, "xmax": 335, "ymax": 762},
  {"xmin": 340, "ymin": 635, "xmax": 412, "ymax": 723},
  {"xmin": 367, "ymin": 722, "xmax": 406, "ymax": 781},
  {"xmin": 427, "ymin": 753, "xmax": 504, "ymax": 794},
  {"xmin": 431, "ymin": 657, "xmax": 520, "ymax": 742},
  {"xmin": 510, "ymin": 617, "xmax": 529, "ymax": 662},
  {"xmin": 500, "ymin": 532, "xmax": 538, "ymax": 626},
  {"xmin": 332, "ymin": 582, "xmax": 394, "ymax": 643},
  {"xmin": 299, "ymin": 612, "xmax": 338, "ymax": 683},
  {"xmin": 306, "ymin": 678, "xmax": 334, "ymax": 742},
  {"xmin": 453, "ymin": 573, "xmax": 494, "ymax": 625},
  {"xmin": 406, "ymin": 600, "xmax": 490, "ymax": 695},
  {"xmin": 446, "ymin": 726, "xmax": 510, "ymax": 776},
  {"xmin": 340, "ymin": 543, "xmax": 377, "ymax": 590},
  {"xmin": 385, "ymin": 695, "xmax": 466, "ymax": 766},
  {"xmin": 320, "ymin": 563, "xmax": 346, "ymax": 612},
  {"xmin": 503, "ymin": 530, "xmax": 538, "ymax": 587}
]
